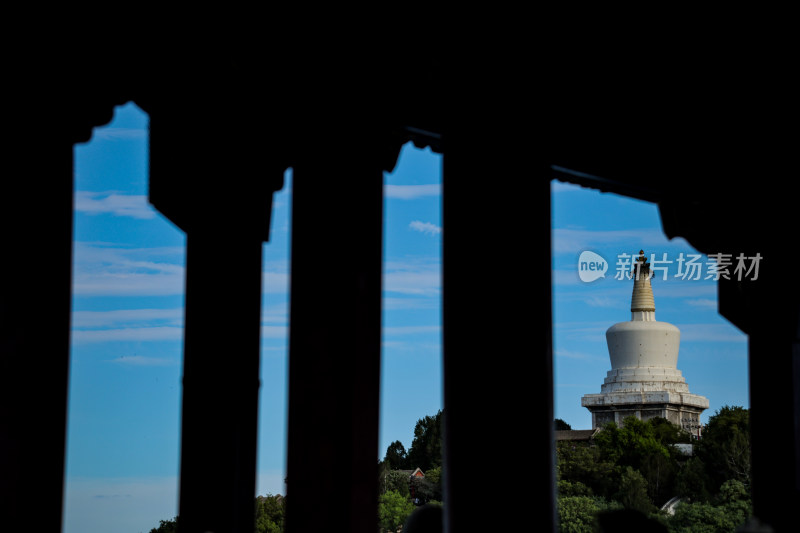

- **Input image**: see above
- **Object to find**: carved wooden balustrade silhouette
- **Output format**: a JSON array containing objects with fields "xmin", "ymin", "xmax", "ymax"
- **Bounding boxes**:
[{"xmin": 1, "ymin": 42, "xmax": 796, "ymax": 532}]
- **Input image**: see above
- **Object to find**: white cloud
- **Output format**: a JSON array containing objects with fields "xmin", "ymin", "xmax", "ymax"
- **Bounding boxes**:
[
  {"xmin": 261, "ymin": 325, "xmax": 288, "ymax": 339},
  {"xmin": 555, "ymin": 348, "xmax": 605, "ymax": 361},
  {"xmin": 385, "ymin": 184, "xmax": 441, "ymax": 199},
  {"xmin": 675, "ymin": 323, "xmax": 747, "ymax": 343},
  {"xmin": 91, "ymin": 127, "xmax": 148, "ymax": 141},
  {"xmin": 382, "ymin": 297, "xmax": 438, "ymax": 311},
  {"xmin": 72, "ymin": 308, "xmax": 183, "ymax": 328},
  {"xmin": 553, "ymin": 269, "xmax": 582, "ymax": 286},
  {"xmin": 261, "ymin": 303, "xmax": 288, "ymax": 324},
  {"xmin": 383, "ymin": 260, "xmax": 441, "ymax": 296},
  {"xmin": 71, "ymin": 327, "xmax": 183, "ymax": 343},
  {"xmin": 383, "ymin": 326, "xmax": 441, "ymax": 336},
  {"xmin": 553, "ymin": 321, "xmax": 609, "ymax": 343},
  {"xmin": 409, "ymin": 220, "xmax": 442, "ymax": 236},
  {"xmin": 72, "ymin": 243, "xmax": 185, "ymax": 296},
  {"xmin": 552, "ymin": 227, "xmax": 681, "ymax": 255},
  {"xmin": 686, "ymin": 298, "xmax": 717, "ymax": 309},
  {"xmin": 585, "ymin": 295, "xmax": 616, "ymax": 307},
  {"xmin": 71, "ymin": 308, "xmax": 184, "ymax": 345},
  {"xmin": 75, "ymin": 191, "xmax": 156, "ymax": 220},
  {"xmin": 262, "ymin": 271, "xmax": 290, "ymax": 294},
  {"xmin": 107, "ymin": 355, "xmax": 177, "ymax": 366}
]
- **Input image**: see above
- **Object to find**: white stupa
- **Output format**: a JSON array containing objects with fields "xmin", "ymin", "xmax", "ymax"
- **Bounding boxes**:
[{"xmin": 581, "ymin": 251, "xmax": 708, "ymax": 434}]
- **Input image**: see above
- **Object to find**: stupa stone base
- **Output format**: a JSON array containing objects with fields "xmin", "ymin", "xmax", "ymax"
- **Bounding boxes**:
[{"xmin": 581, "ymin": 390, "xmax": 708, "ymax": 434}]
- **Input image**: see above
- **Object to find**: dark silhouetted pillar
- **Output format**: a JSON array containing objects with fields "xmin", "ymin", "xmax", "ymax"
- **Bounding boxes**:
[
  {"xmin": 2, "ymin": 86, "xmax": 122, "ymax": 531},
  {"xmin": 748, "ymin": 330, "xmax": 800, "ymax": 533},
  {"xmin": 147, "ymin": 93, "xmax": 283, "ymax": 532},
  {"xmin": 442, "ymin": 131, "xmax": 556, "ymax": 533},
  {"xmin": 285, "ymin": 138, "xmax": 394, "ymax": 533},
  {"xmin": 721, "ymin": 255, "xmax": 800, "ymax": 533},
  {"xmin": 177, "ymin": 233, "xmax": 264, "ymax": 532},
  {"xmin": 1, "ymin": 139, "xmax": 74, "ymax": 532}
]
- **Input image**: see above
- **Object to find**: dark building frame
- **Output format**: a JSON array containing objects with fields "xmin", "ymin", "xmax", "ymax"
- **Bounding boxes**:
[{"xmin": 2, "ymin": 38, "xmax": 797, "ymax": 532}]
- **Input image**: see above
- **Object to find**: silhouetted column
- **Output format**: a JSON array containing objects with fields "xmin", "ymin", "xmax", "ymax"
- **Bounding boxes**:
[
  {"xmin": 748, "ymin": 333, "xmax": 800, "ymax": 532},
  {"xmin": 717, "ymin": 243, "xmax": 800, "ymax": 533},
  {"xmin": 746, "ymin": 305, "xmax": 800, "ymax": 532},
  {"xmin": 147, "ymin": 95, "xmax": 284, "ymax": 532},
  {"xmin": 177, "ymin": 233, "xmax": 263, "ymax": 533},
  {"xmin": 285, "ymin": 147, "xmax": 386, "ymax": 533},
  {"xmin": 1, "ymin": 139, "xmax": 74, "ymax": 533},
  {"xmin": 442, "ymin": 134, "xmax": 556, "ymax": 533}
]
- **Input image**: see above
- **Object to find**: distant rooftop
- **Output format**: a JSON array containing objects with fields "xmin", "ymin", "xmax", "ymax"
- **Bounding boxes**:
[{"xmin": 555, "ymin": 429, "xmax": 600, "ymax": 441}]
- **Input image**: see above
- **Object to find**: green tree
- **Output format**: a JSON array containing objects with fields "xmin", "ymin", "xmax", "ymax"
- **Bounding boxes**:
[
  {"xmin": 255, "ymin": 494, "xmax": 284, "ymax": 533},
  {"xmin": 717, "ymin": 479, "xmax": 752, "ymax": 527},
  {"xmin": 556, "ymin": 441, "xmax": 616, "ymax": 499},
  {"xmin": 406, "ymin": 410, "xmax": 443, "ymax": 472},
  {"xmin": 649, "ymin": 416, "xmax": 691, "ymax": 445},
  {"xmin": 558, "ymin": 479, "xmax": 592, "ymax": 497},
  {"xmin": 666, "ymin": 478, "xmax": 752, "ymax": 532},
  {"xmin": 384, "ymin": 440, "xmax": 409, "ymax": 470},
  {"xmin": 640, "ymin": 446, "xmax": 677, "ymax": 506},
  {"xmin": 696, "ymin": 406, "xmax": 751, "ymax": 491},
  {"xmin": 555, "ymin": 418, "xmax": 572, "ymax": 430},
  {"xmin": 378, "ymin": 490, "xmax": 415, "ymax": 532},
  {"xmin": 615, "ymin": 466, "xmax": 655, "ymax": 514},
  {"xmin": 594, "ymin": 417, "xmax": 671, "ymax": 472},
  {"xmin": 383, "ymin": 469, "xmax": 411, "ymax": 497},
  {"xmin": 675, "ymin": 456, "xmax": 711, "ymax": 502},
  {"xmin": 668, "ymin": 502, "xmax": 736, "ymax": 533},
  {"xmin": 414, "ymin": 465, "xmax": 442, "ymax": 503},
  {"xmin": 558, "ymin": 496, "xmax": 621, "ymax": 533},
  {"xmin": 148, "ymin": 517, "xmax": 178, "ymax": 533}
]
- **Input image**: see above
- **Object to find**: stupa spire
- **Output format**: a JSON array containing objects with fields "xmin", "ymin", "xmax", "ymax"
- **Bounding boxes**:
[{"xmin": 631, "ymin": 250, "xmax": 655, "ymax": 321}]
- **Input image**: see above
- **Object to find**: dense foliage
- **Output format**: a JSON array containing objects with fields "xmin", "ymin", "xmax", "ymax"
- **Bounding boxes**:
[
  {"xmin": 148, "ymin": 407, "xmax": 750, "ymax": 532},
  {"xmin": 378, "ymin": 490, "xmax": 416, "ymax": 532},
  {"xmin": 556, "ymin": 406, "xmax": 752, "ymax": 532},
  {"xmin": 145, "ymin": 494, "xmax": 284, "ymax": 533},
  {"xmin": 147, "ymin": 410, "xmax": 444, "ymax": 533},
  {"xmin": 147, "ymin": 517, "xmax": 178, "ymax": 533}
]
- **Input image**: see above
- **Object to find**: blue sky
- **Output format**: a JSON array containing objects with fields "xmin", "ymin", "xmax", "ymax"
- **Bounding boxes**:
[{"xmin": 62, "ymin": 103, "xmax": 749, "ymax": 532}]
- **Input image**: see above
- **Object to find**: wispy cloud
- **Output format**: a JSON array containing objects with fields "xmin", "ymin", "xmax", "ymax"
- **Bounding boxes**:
[
  {"xmin": 585, "ymin": 295, "xmax": 616, "ymax": 307},
  {"xmin": 107, "ymin": 355, "xmax": 177, "ymax": 366},
  {"xmin": 409, "ymin": 220, "xmax": 442, "ymax": 236},
  {"xmin": 72, "ymin": 308, "xmax": 182, "ymax": 328},
  {"xmin": 261, "ymin": 325, "xmax": 288, "ymax": 339},
  {"xmin": 383, "ymin": 326, "xmax": 441, "ymax": 336},
  {"xmin": 553, "ymin": 321, "xmax": 609, "ymax": 343},
  {"xmin": 71, "ymin": 307, "xmax": 183, "ymax": 344},
  {"xmin": 676, "ymin": 323, "xmax": 747, "ymax": 343},
  {"xmin": 385, "ymin": 184, "xmax": 441, "ymax": 200},
  {"xmin": 72, "ymin": 243, "xmax": 184, "ymax": 296},
  {"xmin": 551, "ymin": 228, "xmax": 696, "ymax": 256},
  {"xmin": 686, "ymin": 298, "xmax": 717, "ymax": 309},
  {"xmin": 383, "ymin": 297, "xmax": 439, "ymax": 311},
  {"xmin": 262, "ymin": 271, "xmax": 290, "ymax": 294},
  {"xmin": 383, "ymin": 259, "xmax": 440, "ymax": 296},
  {"xmin": 72, "ymin": 327, "xmax": 183, "ymax": 343},
  {"xmin": 555, "ymin": 348, "xmax": 605, "ymax": 361},
  {"xmin": 75, "ymin": 191, "xmax": 156, "ymax": 220},
  {"xmin": 90, "ymin": 127, "xmax": 148, "ymax": 141}
]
